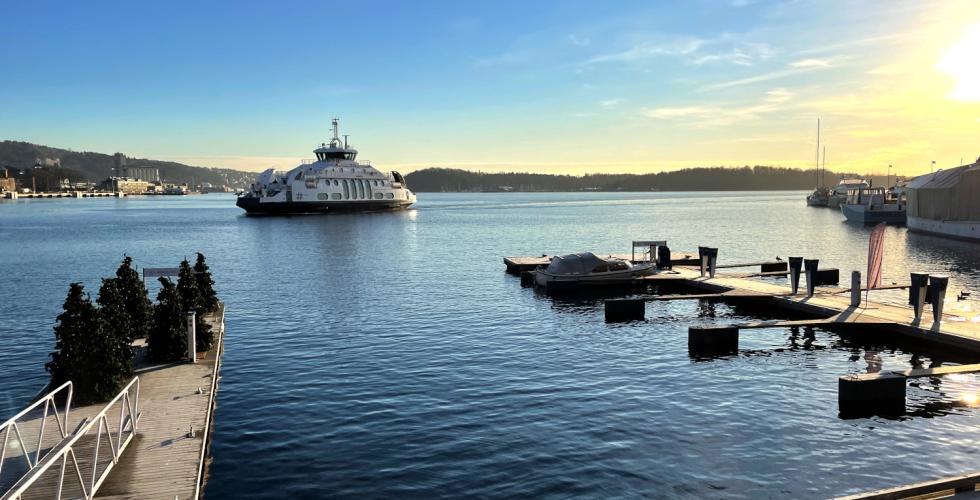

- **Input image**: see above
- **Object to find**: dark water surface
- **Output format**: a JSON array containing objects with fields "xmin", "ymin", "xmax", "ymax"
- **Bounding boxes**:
[{"xmin": 2, "ymin": 191, "xmax": 980, "ymax": 499}]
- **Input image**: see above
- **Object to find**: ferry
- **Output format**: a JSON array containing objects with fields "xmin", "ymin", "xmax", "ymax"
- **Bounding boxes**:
[{"xmin": 236, "ymin": 119, "xmax": 416, "ymax": 214}]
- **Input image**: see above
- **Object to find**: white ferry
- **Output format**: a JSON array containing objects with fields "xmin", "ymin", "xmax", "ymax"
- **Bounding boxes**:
[{"xmin": 236, "ymin": 119, "xmax": 416, "ymax": 214}]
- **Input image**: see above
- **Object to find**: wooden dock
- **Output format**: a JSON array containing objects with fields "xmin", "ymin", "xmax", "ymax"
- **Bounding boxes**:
[
  {"xmin": 639, "ymin": 266, "xmax": 980, "ymax": 348},
  {"xmin": 2, "ymin": 306, "xmax": 226, "ymax": 499}
]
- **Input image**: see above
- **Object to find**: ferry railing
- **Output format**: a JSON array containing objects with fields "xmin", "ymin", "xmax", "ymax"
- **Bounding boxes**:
[
  {"xmin": 2, "ymin": 377, "xmax": 141, "ymax": 500},
  {"xmin": 0, "ymin": 382, "xmax": 74, "ymax": 484}
]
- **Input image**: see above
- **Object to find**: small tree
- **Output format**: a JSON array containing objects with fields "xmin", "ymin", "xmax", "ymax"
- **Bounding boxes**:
[
  {"xmin": 92, "ymin": 280, "xmax": 135, "ymax": 400},
  {"xmin": 147, "ymin": 277, "xmax": 187, "ymax": 362},
  {"xmin": 193, "ymin": 253, "xmax": 219, "ymax": 313},
  {"xmin": 115, "ymin": 255, "xmax": 154, "ymax": 340},
  {"xmin": 46, "ymin": 283, "xmax": 99, "ymax": 393},
  {"xmin": 177, "ymin": 259, "xmax": 213, "ymax": 352},
  {"xmin": 46, "ymin": 282, "xmax": 133, "ymax": 404}
]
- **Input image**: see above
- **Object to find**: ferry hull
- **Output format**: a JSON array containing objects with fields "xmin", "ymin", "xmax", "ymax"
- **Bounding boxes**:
[{"xmin": 236, "ymin": 196, "xmax": 413, "ymax": 214}]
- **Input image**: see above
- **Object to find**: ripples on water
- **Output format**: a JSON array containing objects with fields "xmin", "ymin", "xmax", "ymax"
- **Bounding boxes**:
[{"xmin": 2, "ymin": 191, "xmax": 980, "ymax": 498}]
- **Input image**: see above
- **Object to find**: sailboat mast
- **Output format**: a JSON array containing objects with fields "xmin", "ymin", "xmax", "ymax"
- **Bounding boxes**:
[
  {"xmin": 822, "ymin": 145, "xmax": 826, "ymax": 188},
  {"xmin": 815, "ymin": 118, "xmax": 821, "ymax": 187}
]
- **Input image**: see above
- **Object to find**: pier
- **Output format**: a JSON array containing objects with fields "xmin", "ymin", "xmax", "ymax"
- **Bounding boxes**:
[
  {"xmin": 507, "ymin": 249, "xmax": 980, "ymax": 499},
  {"xmin": 0, "ymin": 305, "xmax": 226, "ymax": 499}
]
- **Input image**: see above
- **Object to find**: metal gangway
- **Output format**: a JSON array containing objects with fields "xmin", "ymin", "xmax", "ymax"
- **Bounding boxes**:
[{"xmin": 1, "ymin": 378, "xmax": 141, "ymax": 500}]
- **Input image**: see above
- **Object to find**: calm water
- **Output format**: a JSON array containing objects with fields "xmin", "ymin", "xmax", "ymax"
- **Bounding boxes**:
[{"xmin": 2, "ymin": 191, "xmax": 980, "ymax": 498}]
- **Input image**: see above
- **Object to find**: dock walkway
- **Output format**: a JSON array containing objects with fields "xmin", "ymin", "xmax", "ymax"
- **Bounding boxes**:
[
  {"xmin": 643, "ymin": 266, "xmax": 980, "ymax": 348},
  {"xmin": 1, "ymin": 306, "xmax": 225, "ymax": 500}
]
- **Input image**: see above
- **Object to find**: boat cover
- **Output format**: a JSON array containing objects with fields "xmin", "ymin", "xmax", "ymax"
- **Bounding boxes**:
[
  {"xmin": 907, "ymin": 161, "xmax": 980, "ymax": 221},
  {"xmin": 545, "ymin": 252, "xmax": 618, "ymax": 275}
]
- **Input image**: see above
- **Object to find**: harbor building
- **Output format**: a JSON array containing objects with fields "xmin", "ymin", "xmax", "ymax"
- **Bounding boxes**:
[
  {"xmin": 906, "ymin": 158, "xmax": 980, "ymax": 242},
  {"xmin": 122, "ymin": 166, "xmax": 161, "ymax": 182}
]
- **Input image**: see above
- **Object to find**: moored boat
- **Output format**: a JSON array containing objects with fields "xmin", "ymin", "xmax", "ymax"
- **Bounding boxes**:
[
  {"xmin": 236, "ymin": 119, "xmax": 416, "ymax": 214},
  {"xmin": 839, "ymin": 186, "xmax": 906, "ymax": 224},
  {"xmin": 806, "ymin": 187, "xmax": 831, "ymax": 206},
  {"xmin": 533, "ymin": 252, "xmax": 656, "ymax": 288},
  {"xmin": 827, "ymin": 177, "xmax": 870, "ymax": 208}
]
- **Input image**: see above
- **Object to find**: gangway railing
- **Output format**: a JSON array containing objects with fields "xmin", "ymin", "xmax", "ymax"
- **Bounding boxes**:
[
  {"xmin": 1, "ymin": 377, "xmax": 141, "ymax": 500},
  {"xmin": 0, "ymin": 382, "xmax": 74, "ymax": 484}
]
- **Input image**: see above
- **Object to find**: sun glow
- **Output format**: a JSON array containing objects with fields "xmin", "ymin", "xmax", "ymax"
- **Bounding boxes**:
[{"xmin": 936, "ymin": 23, "xmax": 980, "ymax": 101}]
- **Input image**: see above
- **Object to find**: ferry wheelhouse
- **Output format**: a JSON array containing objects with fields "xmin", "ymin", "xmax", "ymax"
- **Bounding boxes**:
[{"xmin": 236, "ymin": 119, "xmax": 416, "ymax": 214}]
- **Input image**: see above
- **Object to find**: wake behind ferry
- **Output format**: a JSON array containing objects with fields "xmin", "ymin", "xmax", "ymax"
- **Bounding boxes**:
[{"xmin": 236, "ymin": 119, "xmax": 416, "ymax": 214}]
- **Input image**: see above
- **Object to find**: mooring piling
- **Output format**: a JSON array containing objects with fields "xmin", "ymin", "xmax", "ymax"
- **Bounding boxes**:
[
  {"xmin": 838, "ymin": 372, "xmax": 907, "ymax": 417},
  {"xmin": 520, "ymin": 271, "xmax": 535, "ymax": 287},
  {"xmin": 850, "ymin": 271, "xmax": 861, "ymax": 307},
  {"xmin": 910, "ymin": 272, "xmax": 929, "ymax": 321},
  {"xmin": 804, "ymin": 259, "xmax": 819, "ymax": 297},
  {"xmin": 929, "ymin": 275, "xmax": 949, "ymax": 324},
  {"xmin": 605, "ymin": 298, "xmax": 645, "ymax": 322},
  {"xmin": 789, "ymin": 257, "xmax": 803, "ymax": 295},
  {"xmin": 688, "ymin": 325, "xmax": 739, "ymax": 357}
]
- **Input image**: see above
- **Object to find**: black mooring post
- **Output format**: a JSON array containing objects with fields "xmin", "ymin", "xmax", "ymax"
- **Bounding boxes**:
[
  {"xmin": 657, "ymin": 246, "xmax": 671, "ymax": 270},
  {"xmin": 706, "ymin": 247, "xmax": 719, "ymax": 278},
  {"xmin": 788, "ymin": 257, "xmax": 803, "ymax": 295},
  {"xmin": 698, "ymin": 246, "xmax": 708, "ymax": 277},
  {"xmin": 909, "ymin": 272, "xmax": 929, "ymax": 321},
  {"xmin": 804, "ymin": 259, "xmax": 819, "ymax": 297},
  {"xmin": 928, "ymin": 275, "xmax": 949, "ymax": 324}
]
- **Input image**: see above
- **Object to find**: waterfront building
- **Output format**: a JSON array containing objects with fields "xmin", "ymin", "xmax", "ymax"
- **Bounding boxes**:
[
  {"xmin": 906, "ymin": 158, "xmax": 980, "ymax": 241},
  {"xmin": 122, "ymin": 166, "xmax": 161, "ymax": 182}
]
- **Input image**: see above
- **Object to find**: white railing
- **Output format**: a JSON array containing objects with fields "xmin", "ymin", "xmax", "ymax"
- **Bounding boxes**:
[
  {"xmin": 193, "ymin": 303, "xmax": 225, "ymax": 499},
  {"xmin": 2, "ymin": 377, "xmax": 141, "ymax": 500},
  {"xmin": 0, "ymin": 382, "xmax": 74, "ymax": 484}
]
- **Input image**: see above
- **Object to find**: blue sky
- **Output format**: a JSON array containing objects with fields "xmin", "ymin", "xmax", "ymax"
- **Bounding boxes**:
[{"xmin": 1, "ymin": 0, "xmax": 978, "ymax": 174}]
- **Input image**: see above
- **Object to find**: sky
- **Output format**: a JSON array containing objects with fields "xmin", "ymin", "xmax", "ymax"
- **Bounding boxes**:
[{"xmin": 1, "ymin": 0, "xmax": 978, "ymax": 176}]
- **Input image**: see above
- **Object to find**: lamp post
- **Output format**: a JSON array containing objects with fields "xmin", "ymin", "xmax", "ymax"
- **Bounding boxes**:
[
  {"xmin": 931, "ymin": 160, "xmax": 935, "ymax": 173},
  {"xmin": 887, "ymin": 164, "xmax": 891, "ymax": 190}
]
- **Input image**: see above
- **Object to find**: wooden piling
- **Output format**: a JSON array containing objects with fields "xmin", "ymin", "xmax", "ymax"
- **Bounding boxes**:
[
  {"xmin": 605, "ymin": 299, "xmax": 645, "ymax": 323},
  {"xmin": 688, "ymin": 325, "xmax": 739, "ymax": 357}
]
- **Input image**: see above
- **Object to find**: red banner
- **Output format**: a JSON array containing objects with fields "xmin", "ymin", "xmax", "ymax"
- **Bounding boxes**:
[{"xmin": 867, "ymin": 222, "xmax": 886, "ymax": 290}]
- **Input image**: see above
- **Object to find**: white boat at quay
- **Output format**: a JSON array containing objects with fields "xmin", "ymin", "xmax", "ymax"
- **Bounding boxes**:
[
  {"xmin": 839, "ymin": 186, "xmax": 906, "ymax": 224},
  {"xmin": 827, "ymin": 177, "xmax": 870, "ymax": 208},
  {"xmin": 236, "ymin": 119, "xmax": 416, "ymax": 214},
  {"xmin": 906, "ymin": 159, "xmax": 980, "ymax": 242}
]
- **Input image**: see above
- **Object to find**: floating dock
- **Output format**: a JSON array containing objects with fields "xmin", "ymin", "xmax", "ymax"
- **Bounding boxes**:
[
  {"xmin": 506, "ymin": 251, "xmax": 980, "ymax": 499},
  {"xmin": 0, "ymin": 305, "xmax": 226, "ymax": 499}
]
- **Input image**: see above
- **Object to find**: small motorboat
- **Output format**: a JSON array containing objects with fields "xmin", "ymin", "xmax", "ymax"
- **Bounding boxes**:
[
  {"xmin": 806, "ymin": 186, "xmax": 831, "ymax": 206},
  {"xmin": 533, "ymin": 252, "xmax": 656, "ymax": 289}
]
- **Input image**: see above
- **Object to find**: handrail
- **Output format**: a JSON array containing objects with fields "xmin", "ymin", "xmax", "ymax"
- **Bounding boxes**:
[
  {"xmin": 2, "ymin": 377, "xmax": 141, "ymax": 500},
  {"xmin": 0, "ymin": 381, "xmax": 73, "ymax": 482},
  {"xmin": 193, "ymin": 303, "xmax": 225, "ymax": 499}
]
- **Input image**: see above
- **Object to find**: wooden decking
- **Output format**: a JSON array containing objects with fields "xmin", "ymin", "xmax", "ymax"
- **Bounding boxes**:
[
  {"xmin": 2, "ymin": 306, "xmax": 226, "ymax": 500},
  {"xmin": 640, "ymin": 266, "xmax": 980, "ymax": 348}
]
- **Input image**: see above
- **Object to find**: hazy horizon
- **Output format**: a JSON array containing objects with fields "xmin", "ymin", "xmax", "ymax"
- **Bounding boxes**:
[{"xmin": 2, "ymin": 0, "xmax": 977, "ymax": 176}]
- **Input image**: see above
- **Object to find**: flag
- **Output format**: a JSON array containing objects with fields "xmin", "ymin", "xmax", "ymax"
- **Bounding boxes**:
[{"xmin": 867, "ymin": 222, "xmax": 886, "ymax": 290}]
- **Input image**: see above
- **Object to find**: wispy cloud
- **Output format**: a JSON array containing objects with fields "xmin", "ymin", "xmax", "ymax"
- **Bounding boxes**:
[
  {"xmin": 599, "ymin": 98, "xmax": 624, "ymax": 109},
  {"xmin": 790, "ymin": 58, "xmax": 832, "ymax": 68},
  {"xmin": 642, "ymin": 88, "xmax": 797, "ymax": 126},
  {"xmin": 568, "ymin": 34, "xmax": 591, "ymax": 46},
  {"xmin": 584, "ymin": 37, "xmax": 705, "ymax": 64}
]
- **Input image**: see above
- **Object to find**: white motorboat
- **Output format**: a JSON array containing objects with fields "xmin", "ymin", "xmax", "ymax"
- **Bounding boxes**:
[
  {"xmin": 827, "ymin": 177, "xmax": 870, "ymax": 208},
  {"xmin": 236, "ymin": 119, "xmax": 416, "ymax": 214},
  {"xmin": 533, "ymin": 252, "xmax": 656, "ymax": 288},
  {"xmin": 840, "ymin": 187, "xmax": 906, "ymax": 224}
]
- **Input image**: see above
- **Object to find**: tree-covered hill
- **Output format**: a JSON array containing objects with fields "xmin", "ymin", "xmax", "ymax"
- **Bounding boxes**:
[
  {"xmin": 0, "ymin": 141, "xmax": 254, "ymax": 188},
  {"xmin": 404, "ymin": 166, "xmax": 864, "ymax": 192}
]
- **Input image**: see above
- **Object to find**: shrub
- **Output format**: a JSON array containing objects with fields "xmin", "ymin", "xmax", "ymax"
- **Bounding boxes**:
[
  {"xmin": 177, "ymin": 259, "xmax": 213, "ymax": 352},
  {"xmin": 115, "ymin": 255, "xmax": 154, "ymax": 340},
  {"xmin": 147, "ymin": 277, "xmax": 187, "ymax": 362},
  {"xmin": 46, "ymin": 282, "xmax": 134, "ymax": 404},
  {"xmin": 194, "ymin": 253, "xmax": 219, "ymax": 313}
]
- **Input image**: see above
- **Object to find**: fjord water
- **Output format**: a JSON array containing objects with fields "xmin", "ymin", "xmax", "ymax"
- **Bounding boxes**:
[{"xmin": 2, "ymin": 191, "xmax": 980, "ymax": 498}]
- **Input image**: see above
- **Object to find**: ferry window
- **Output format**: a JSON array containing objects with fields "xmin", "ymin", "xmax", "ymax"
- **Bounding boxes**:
[
  {"xmin": 333, "ymin": 179, "xmax": 338, "ymax": 186},
  {"xmin": 385, "ymin": 192, "xmax": 394, "ymax": 199},
  {"xmin": 357, "ymin": 179, "xmax": 365, "ymax": 199},
  {"xmin": 374, "ymin": 192, "xmax": 383, "ymax": 199},
  {"xmin": 331, "ymin": 193, "xmax": 341, "ymax": 200},
  {"xmin": 366, "ymin": 180, "xmax": 373, "ymax": 199},
  {"xmin": 317, "ymin": 193, "xmax": 328, "ymax": 201},
  {"xmin": 343, "ymin": 179, "xmax": 350, "ymax": 199}
]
